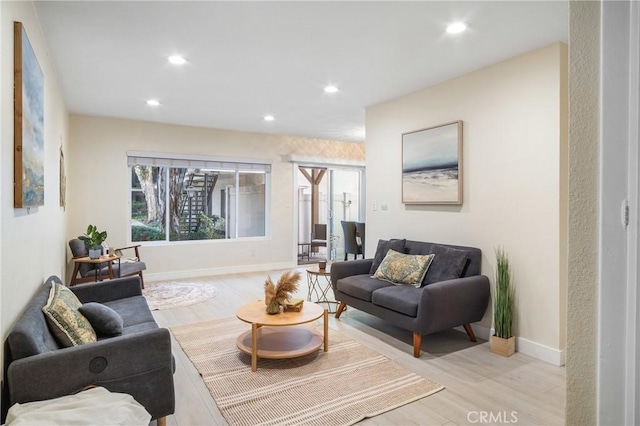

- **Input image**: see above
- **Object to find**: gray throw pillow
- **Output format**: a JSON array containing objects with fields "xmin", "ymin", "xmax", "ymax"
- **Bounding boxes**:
[
  {"xmin": 370, "ymin": 239, "xmax": 407, "ymax": 274},
  {"xmin": 78, "ymin": 302, "xmax": 124, "ymax": 337},
  {"xmin": 422, "ymin": 244, "xmax": 470, "ymax": 286}
]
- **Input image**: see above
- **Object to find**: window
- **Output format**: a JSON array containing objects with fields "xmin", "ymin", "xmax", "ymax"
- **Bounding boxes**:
[{"xmin": 128, "ymin": 153, "xmax": 270, "ymax": 243}]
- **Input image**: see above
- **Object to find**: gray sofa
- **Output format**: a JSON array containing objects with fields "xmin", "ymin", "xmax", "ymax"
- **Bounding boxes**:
[
  {"xmin": 5, "ymin": 275, "xmax": 175, "ymax": 423},
  {"xmin": 331, "ymin": 239, "xmax": 490, "ymax": 357}
]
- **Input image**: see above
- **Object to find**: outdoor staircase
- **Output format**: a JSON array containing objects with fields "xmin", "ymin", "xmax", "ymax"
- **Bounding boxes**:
[{"xmin": 178, "ymin": 171, "xmax": 219, "ymax": 233}]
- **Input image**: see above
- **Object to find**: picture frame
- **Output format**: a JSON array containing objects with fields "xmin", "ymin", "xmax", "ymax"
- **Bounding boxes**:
[
  {"xmin": 60, "ymin": 146, "xmax": 66, "ymax": 209},
  {"xmin": 402, "ymin": 121, "xmax": 463, "ymax": 205},
  {"xmin": 14, "ymin": 21, "xmax": 45, "ymax": 208}
]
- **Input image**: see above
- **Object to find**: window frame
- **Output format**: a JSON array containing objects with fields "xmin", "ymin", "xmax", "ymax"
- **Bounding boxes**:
[{"xmin": 127, "ymin": 151, "xmax": 271, "ymax": 245}]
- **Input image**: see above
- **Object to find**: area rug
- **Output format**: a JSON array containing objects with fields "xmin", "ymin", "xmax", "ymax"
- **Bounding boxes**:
[
  {"xmin": 171, "ymin": 317, "xmax": 444, "ymax": 426},
  {"xmin": 142, "ymin": 281, "xmax": 218, "ymax": 310}
]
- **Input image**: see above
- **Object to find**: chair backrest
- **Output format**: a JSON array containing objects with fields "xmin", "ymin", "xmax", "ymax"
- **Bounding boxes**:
[
  {"xmin": 355, "ymin": 222, "xmax": 365, "ymax": 257},
  {"xmin": 313, "ymin": 224, "xmax": 327, "ymax": 240},
  {"xmin": 69, "ymin": 239, "xmax": 95, "ymax": 277},
  {"xmin": 341, "ymin": 221, "xmax": 361, "ymax": 254}
]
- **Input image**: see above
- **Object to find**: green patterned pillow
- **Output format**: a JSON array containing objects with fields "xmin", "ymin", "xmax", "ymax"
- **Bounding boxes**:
[
  {"xmin": 42, "ymin": 282, "xmax": 97, "ymax": 347},
  {"xmin": 372, "ymin": 249, "xmax": 435, "ymax": 287}
]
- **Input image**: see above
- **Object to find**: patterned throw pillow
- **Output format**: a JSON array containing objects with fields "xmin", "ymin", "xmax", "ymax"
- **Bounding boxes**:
[
  {"xmin": 42, "ymin": 282, "xmax": 97, "ymax": 347},
  {"xmin": 372, "ymin": 249, "xmax": 435, "ymax": 287}
]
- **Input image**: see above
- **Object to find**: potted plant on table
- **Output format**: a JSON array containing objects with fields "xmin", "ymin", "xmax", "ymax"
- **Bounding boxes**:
[
  {"xmin": 490, "ymin": 247, "xmax": 516, "ymax": 356},
  {"xmin": 79, "ymin": 224, "xmax": 108, "ymax": 259}
]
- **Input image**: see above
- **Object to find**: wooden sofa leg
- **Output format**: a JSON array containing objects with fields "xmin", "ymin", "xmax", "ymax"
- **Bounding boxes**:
[
  {"xmin": 463, "ymin": 323, "xmax": 477, "ymax": 342},
  {"xmin": 156, "ymin": 417, "xmax": 167, "ymax": 426},
  {"xmin": 335, "ymin": 302, "xmax": 347, "ymax": 318},
  {"xmin": 413, "ymin": 332, "xmax": 422, "ymax": 357},
  {"xmin": 139, "ymin": 272, "xmax": 145, "ymax": 289}
]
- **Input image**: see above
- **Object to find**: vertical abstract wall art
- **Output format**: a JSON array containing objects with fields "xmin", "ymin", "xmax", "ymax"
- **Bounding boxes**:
[
  {"xmin": 402, "ymin": 121, "xmax": 463, "ymax": 205},
  {"xmin": 14, "ymin": 22, "xmax": 45, "ymax": 208}
]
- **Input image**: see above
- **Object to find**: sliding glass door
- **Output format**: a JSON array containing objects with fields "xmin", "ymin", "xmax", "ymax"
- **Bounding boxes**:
[
  {"xmin": 296, "ymin": 165, "xmax": 364, "ymax": 262},
  {"xmin": 328, "ymin": 168, "xmax": 363, "ymax": 261}
]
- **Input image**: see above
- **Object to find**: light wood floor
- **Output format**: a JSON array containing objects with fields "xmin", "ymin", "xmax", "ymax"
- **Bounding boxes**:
[{"xmin": 150, "ymin": 268, "xmax": 565, "ymax": 426}]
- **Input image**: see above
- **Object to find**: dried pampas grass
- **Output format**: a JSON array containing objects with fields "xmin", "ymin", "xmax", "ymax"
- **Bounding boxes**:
[
  {"xmin": 264, "ymin": 271, "xmax": 301, "ymax": 305},
  {"xmin": 264, "ymin": 277, "xmax": 276, "ymax": 305}
]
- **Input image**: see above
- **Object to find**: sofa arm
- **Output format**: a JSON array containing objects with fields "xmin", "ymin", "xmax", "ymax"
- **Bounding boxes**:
[
  {"xmin": 417, "ymin": 275, "xmax": 490, "ymax": 334},
  {"xmin": 70, "ymin": 276, "xmax": 142, "ymax": 303},
  {"xmin": 330, "ymin": 259, "xmax": 374, "ymax": 290},
  {"xmin": 8, "ymin": 328, "xmax": 172, "ymax": 406}
]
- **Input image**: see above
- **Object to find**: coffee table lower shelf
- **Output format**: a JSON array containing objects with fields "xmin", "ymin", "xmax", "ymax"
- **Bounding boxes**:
[{"xmin": 236, "ymin": 326, "xmax": 323, "ymax": 360}]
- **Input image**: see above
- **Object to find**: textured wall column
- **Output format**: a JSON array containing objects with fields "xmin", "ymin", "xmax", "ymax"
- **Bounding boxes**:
[{"xmin": 566, "ymin": 1, "xmax": 600, "ymax": 424}]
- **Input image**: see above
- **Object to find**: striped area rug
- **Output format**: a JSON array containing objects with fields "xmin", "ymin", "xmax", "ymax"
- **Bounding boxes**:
[{"xmin": 171, "ymin": 317, "xmax": 444, "ymax": 426}]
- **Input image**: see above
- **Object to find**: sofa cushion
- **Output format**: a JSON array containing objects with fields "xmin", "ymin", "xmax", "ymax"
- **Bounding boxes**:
[
  {"xmin": 370, "ymin": 239, "xmax": 406, "ymax": 274},
  {"xmin": 104, "ymin": 296, "xmax": 155, "ymax": 327},
  {"xmin": 42, "ymin": 283, "xmax": 97, "ymax": 347},
  {"xmin": 372, "ymin": 285, "xmax": 421, "ymax": 317},
  {"xmin": 373, "ymin": 250, "xmax": 434, "ymax": 287},
  {"xmin": 121, "ymin": 322, "xmax": 159, "ymax": 336},
  {"xmin": 337, "ymin": 275, "xmax": 393, "ymax": 302},
  {"xmin": 423, "ymin": 244, "xmax": 470, "ymax": 285},
  {"xmin": 79, "ymin": 302, "xmax": 124, "ymax": 337}
]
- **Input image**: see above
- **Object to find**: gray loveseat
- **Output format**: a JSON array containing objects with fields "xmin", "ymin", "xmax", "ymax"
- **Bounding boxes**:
[
  {"xmin": 5, "ymin": 275, "xmax": 175, "ymax": 423},
  {"xmin": 331, "ymin": 239, "xmax": 490, "ymax": 357}
]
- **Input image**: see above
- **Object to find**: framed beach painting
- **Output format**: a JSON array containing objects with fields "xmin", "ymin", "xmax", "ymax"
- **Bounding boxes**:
[
  {"xmin": 14, "ymin": 21, "xmax": 45, "ymax": 208},
  {"xmin": 402, "ymin": 121, "xmax": 463, "ymax": 205}
]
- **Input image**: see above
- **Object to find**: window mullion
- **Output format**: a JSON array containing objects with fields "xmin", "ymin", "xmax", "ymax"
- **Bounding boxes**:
[
  {"xmin": 165, "ymin": 167, "xmax": 170, "ymax": 242},
  {"xmin": 235, "ymin": 171, "xmax": 240, "ymax": 238}
]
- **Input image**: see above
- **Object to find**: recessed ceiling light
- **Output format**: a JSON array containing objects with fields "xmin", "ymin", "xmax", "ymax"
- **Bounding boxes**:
[
  {"xmin": 146, "ymin": 99, "xmax": 160, "ymax": 106},
  {"xmin": 167, "ymin": 55, "xmax": 187, "ymax": 65},
  {"xmin": 446, "ymin": 22, "xmax": 467, "ymax": 34},
  {"xmin": 264, "ymin": 115, "xmax": 275, "ymax": 121},
  {"xmin": 324, "ymin": 85, "xmax": 339, "ymax": 94}
]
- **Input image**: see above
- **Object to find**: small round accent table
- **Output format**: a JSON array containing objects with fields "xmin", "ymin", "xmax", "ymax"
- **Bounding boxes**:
[
  {"xmin": 306, "ymin": 264, "xmax": 339, "ymax": 313},
  {"xmin": 236, "ymin": 300, "xmax": 328, "ymax": 371}
]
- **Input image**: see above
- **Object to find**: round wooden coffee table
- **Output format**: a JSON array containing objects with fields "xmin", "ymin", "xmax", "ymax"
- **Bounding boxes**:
[{"xmin": 236, "ymin": 300, "xmax": 328, "ymax": 371}]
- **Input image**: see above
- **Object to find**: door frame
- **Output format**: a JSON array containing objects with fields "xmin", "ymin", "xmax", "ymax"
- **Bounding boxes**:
[
  {"xmin": 598, "ymin": 1, "xmax": 639, "ymax": 424},
  {"xmin": 292, "ymin": 160, "xmax": 365, "ymax": 265}
]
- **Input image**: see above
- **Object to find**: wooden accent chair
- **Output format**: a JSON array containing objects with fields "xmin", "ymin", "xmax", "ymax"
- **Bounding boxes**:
[{"xmin": 68, "ymin": 239, "xmax": 147, "ymax": 288}]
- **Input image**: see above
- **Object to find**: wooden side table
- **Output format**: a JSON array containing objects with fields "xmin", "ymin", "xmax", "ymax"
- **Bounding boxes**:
[
  {"xmin": 70, "ymin": 254, "xmax": 121, "ymax": 286},
  {"xmin": 306, "ymin": 263, "xmax": 339, "ymax": 313}
]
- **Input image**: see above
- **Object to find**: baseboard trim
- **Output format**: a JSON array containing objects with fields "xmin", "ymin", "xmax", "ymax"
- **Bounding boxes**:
[
  {"xmin": 455, "ymin": 324, "xmax": 565, "ymax": 366},
  {"xmin": 145, "ymin": 262, "xmax": 297, "ymax": 282},
  {"xmin": 516, "ymin": 336, "xmax": 565, "ymax": 366}
]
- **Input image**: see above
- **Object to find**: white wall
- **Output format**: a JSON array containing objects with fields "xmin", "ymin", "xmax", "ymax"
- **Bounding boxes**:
[
  {"xmin": 67, "ymin": 115, "xmax": 364, "ymax": 281},
  {"xmin": 0, "ymin": 0, "xmax": 69, "ymax": 375},
  {"xmin": 365, "ymin": 43, "xmax": 568, "ymax": 364},
  {"xmin": 566, "ymin": 1, "xmax": 600, "ymax": 423}
]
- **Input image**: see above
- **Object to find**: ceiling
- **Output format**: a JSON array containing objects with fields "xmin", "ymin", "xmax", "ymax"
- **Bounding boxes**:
[{"xmin": 34, "ymin": 1, "xmax": 568, "ymax": 143}]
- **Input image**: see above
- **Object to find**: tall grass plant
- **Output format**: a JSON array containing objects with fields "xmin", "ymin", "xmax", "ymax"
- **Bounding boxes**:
[{"xmin": 494, "ymin": 247, "xmax": 514, "ymax": 339}]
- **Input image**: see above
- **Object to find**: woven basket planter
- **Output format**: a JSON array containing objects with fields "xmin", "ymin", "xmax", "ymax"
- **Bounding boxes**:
[{"xmin": 490, "ymin": 335, "xmax": 515, "ymax": 357}]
